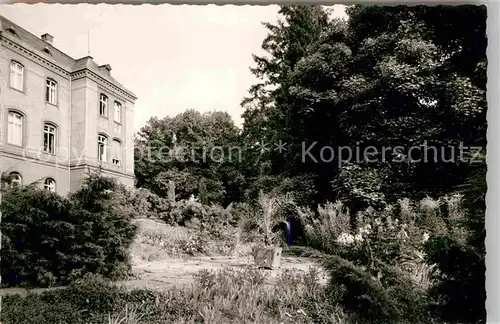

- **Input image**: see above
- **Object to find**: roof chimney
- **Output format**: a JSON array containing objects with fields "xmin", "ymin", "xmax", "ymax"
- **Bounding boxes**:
[{"xmin": 41, "ymin": 33, "xmax": 53, "ymax": 45}]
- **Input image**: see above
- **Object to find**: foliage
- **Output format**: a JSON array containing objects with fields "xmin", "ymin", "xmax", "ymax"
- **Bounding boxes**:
[
  {"xmin": 130, "ymin": 218, "xmax": 201, "ymax": 261},
  {"xmin": 4, "ymin": 5, "xmax": 485, "ymax": 323},
  {"xmin": 134, "ymin": 110, "xmax": 245, "ymax": 206},
  {"xmin": 161, "ymin": 199, "xmax": 238, "ymax": 255},
  {"xmin": 323, "ymin": 255, "xmax": 430, "ymax": 324},
  {"xmin": 423, "ymin": 193, "xmax": 486, "ymax": 323},
  {"xmin": 237, "ymin": 191, "xmax": 296, "ymax": 246},
  {"xmin": 297, "ymin": 201, "xmax": 351, "ymax": 254},
  {"xmin": 297, "ymin": 194, "xmax": 483, "ymax": 323},
  {"xmin": 114, "ymin": 185, "xmax": 163, "ymax": 219},
  {"xmin": 242, "ymin": 5, "xmax": 486, "ymax": 210},
  {"xmin": 239, "ymin": 7, "xmax": 486, "ymax": 322},
  {"xmin": 0, "ymin": 174, "xmax": 137, "ymax": 288},
  {"xmin": 1, "ymin": 268, "xmax": 351, "ymax": 324}
]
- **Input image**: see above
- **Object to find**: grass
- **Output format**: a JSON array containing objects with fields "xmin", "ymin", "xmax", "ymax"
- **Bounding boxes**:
[
  {"xmin": 1, "ymin": 267, "xmax": 349, "ymax": 324},
  {"xmin": 1, "ymin": 193, "xmax": 474, "ymax": 324},
  {"xmin": 131, "ymin": 218, "xmax": 254, "ymax": 264},
  {"xmin": 108, "ymin": 304, "xmax": 144, "ymax": 324},
  {"xmin": 131, "ymin": 218, "xmax": 194, "ymax": 262}
]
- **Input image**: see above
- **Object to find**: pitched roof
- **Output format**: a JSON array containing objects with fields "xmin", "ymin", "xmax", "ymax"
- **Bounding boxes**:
[{"xmin": 0, "ymin": 15, "xmax": 137, "ymax": 100}]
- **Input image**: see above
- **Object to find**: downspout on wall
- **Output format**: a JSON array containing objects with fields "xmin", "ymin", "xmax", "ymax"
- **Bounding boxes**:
[{"xmin": 68, "ymin": 75, "xmax": 71, "ymax": 195}]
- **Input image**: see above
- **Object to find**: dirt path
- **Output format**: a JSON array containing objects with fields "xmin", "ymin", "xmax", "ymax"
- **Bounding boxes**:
[
  {"xmin": 122, "ymin": 255, "xmax": 329, "ymax": 291},
  {"xmin": 0, "ymin": 255, "xmax": 328, "ymax": 297}
]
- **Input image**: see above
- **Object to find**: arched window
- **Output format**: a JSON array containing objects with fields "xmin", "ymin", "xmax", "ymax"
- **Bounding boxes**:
[
  {"xmin": 10, "ymin": 61, "xmax": 24, "ymax": 91},
  {"xmin": 98, "ymin": 134, "xmax": 108, "ymax": 162},
  {"xmin": 9, "ymin": 172, "xmax": 22, "ymax": 188},
  {"xmin": 114, "ymin": 101, "xmax": 122, "ymax": 123},
  {"xmin": 43, "ymin": 122, "xmax": 57, "ymax": 154},
  {"xmin": 44, "ymin": 178, "xmax": 56, "ymax": 192},
  {"xmin": 112, "ymin": 139, "xmax": 122, "ymax": 166},
  {"xmin": 7, "ymin": 111, "xmax": 24, "ymax": 146}
]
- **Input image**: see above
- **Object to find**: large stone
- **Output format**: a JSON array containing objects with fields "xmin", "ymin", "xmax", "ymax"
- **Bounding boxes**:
[
  {"xmin": 184, "ymin": 217, "xmax": 201, "ymax": 229},
  {"xmin": 253, "ymin": 246, "xmax": 282, "ymax": 270},
  {"xmin": 167, "ymin": 180, "xmax": 176, "ymax": 202}
]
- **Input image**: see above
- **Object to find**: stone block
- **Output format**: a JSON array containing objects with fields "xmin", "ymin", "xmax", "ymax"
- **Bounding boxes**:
[{"xmin": 253, "ymin": 246, "xmax": 282, "ymax": 269}]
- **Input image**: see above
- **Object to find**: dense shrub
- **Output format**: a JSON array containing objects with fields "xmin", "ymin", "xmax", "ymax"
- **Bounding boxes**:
[
  {"xmin": 422, "ymin": 194, "xmax": 486, "ymax": 323},
  {"xmin": 298, "ymin": 195, "xmax": 484, "ymax": 324},
  {"xmin": 116, "ymin": 186, "xmax": 235, "ymax": 234},
  {"xmin": 297, "ymin": 201, "xmax": 351, "ymax": 254},
  {"xmin": 309, "ymin": 200, "xmax": 434, "ymax": 323},
  {"xmin": 116, "ymin": 186, "xmax": 243, "ymax": 256},
  {"xmin": 0, "ymin": 175, "xmax": 137, "ymax": 288},
  {"xmin": 331, "ymin": 163, "xmax": 389, "ymax": 213},
  {"xmin": 168, "ymin": 200, "xmax": 235, "ymax": 240},
  {"xmin": 1, "ymin": 274, "xmax": 124, "ymax": 324},
  {"xmin": 323, "ymin": 255, "xmax": 430, "ymax": 324},
  {"xmin": 115, "ymin": 185, "xmax": 174, "ymax": 220}
]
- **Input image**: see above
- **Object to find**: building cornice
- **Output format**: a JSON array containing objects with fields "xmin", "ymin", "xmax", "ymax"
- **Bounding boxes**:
[
  {"xmin": 1, "ymin": 35, "xmax": 71, "ymax": 79},
  {"xmin": 69, "ymin": 163, "xmax": 135, "ymax": 179},
  {"xmin": 0, "ymin": 149, "xmax": 70, "ymax": 169},
  {"xmin": 71, "ymin": 68, "xmax": 137, "ymax": 102},
  {"xmin": 1, "ymin": 34, "xmax": 137, "ymax": 102}
]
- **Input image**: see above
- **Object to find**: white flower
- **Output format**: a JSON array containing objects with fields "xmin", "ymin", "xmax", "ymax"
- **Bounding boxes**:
[
  {"xmin": 337, "ymin": 232, "xmax": 355, "ymax": 246},
  {"xmin": 398, "ymin": 229, "xmax": 409, "ymax": 240},
  {"xmin": 422, "ymin": 232, "xmax": 430, "ymax": 243},
  {"xmin": 360, "ymin": 224, "xmax": 372, "ymax": 235},
  {"xmin": 354, "ymin": 233, "xmax": 364, "ymax": 242}
]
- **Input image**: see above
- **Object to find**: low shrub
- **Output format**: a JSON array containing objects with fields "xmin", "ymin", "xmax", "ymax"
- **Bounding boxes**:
[
  {"xmin": 323, "ymin": 255, "xmax": 431, "ymax": 324},
  {"xmin": 167, "ymin": 200, "xmax": 239, "ymax": 255},
  {"xmin": 116, "ymin": 186, "xmax": 243, "ymax": 256},
  {"xmin": 422, "ymin": 194, "xmax": 486, "ymax": 323},
  {"xmin": 1, "ymin": 274, "xmax": 123, "ymax": 324},
  {"xmin": 297, "ymin": 201, "xmax": 351, "ymax": 254},
  {"xmin": 131, "ymin": 218, "xmax": 194, "ymax": 262},
  {"xmin": 1, "ymin": 267, "xmax": 348, "ymax": 324},
  {"xmin": 115, "ymin": 185, "xmax": 174, "ymax": 220},
  {"xmin": 299, "ymin": 195, "xmax": 483, "ymax": 324}
]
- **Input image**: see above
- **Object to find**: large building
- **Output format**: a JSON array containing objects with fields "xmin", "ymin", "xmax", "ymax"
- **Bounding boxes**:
[{"xmin": 0, "ymin": 15, "xmax": 136, "ymax": 195}]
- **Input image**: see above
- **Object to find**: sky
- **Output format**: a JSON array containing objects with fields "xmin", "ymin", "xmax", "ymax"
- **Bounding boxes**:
[{"xmin": 0, "ymin": 4, "xmax": 347, "ymax": 131}]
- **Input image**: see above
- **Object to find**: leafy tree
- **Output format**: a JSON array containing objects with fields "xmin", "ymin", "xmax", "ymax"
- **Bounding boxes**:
[
  {"xmin": 135, "ymin": 110, "xmax": 244, "ymax": 205},
  {"xmin": 243, "ymin": 5, "xmax": 486, "ymax": 211},
  {"xmin": 241, "ymin": 5, "xmax": 331, "ymax": 203},
  {"xmin": 242, "ymin": 6, "xmax": 486, "ymax": 322}
]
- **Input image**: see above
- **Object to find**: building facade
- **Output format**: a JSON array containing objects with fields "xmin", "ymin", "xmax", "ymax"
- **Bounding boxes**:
[{"xmin": 0, "ymin": 16, "xmax": 137, "ymax": 195}]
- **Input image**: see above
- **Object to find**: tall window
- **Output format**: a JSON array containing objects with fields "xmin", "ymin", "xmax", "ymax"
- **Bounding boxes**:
[
  {"xmin": 44, "ymin": 178, "xmax": 56, "ymax": 192},
  {"xmin": 46, "ymin": 79, "xmax": 57, "ymax": 105},
  {"xmin": 10, "ymin": 61, "xmax": 24, "ymax": 91},
  {"xmin": 44, "ymin": 123, "xmax": 57, "ymax": 154},
  {"xmin": 112, "ymin": 139, "xmax": 122, "ymax": 166},
  {"xmin": 9, "ymin": 172, "xmax": 22, "ymax": 187},
  {"xmin": 98, "ymin": 134, "xmax": 108, "ymax": 162},
  {"xmin": 114, "ymin": 101, "xmax": 122, "ymax": 123},
  {"xmin": 99, "ymin": 94, "xmax": 108, "ymax": 117},
  {"xmin": 7, "ymin": 111, "xmax": 23, "ymax": 146}
]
